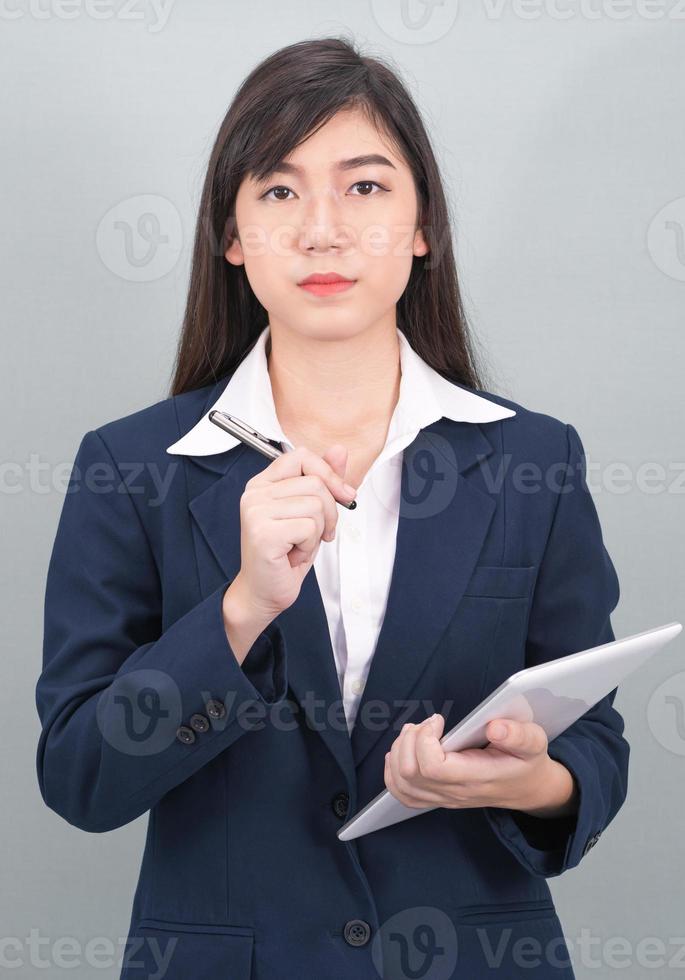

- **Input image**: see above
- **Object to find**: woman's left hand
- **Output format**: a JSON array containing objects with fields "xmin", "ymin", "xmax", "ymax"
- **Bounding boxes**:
[{"xmin": 383, "ymin": 714, "xmax": 569, "ymax": 814}]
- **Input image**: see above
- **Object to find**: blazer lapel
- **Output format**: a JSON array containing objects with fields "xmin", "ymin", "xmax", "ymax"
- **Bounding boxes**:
[
  {"xmin": 181, "ymin": 382, "xmax": 498, "ymax": 782},
  {"xmin": 349, "ymin": 418, "xmax": 497, "ymax": 767},
  {"xmin": 182, "ymin": 379, "xmax": 358, "ymax": 782}
]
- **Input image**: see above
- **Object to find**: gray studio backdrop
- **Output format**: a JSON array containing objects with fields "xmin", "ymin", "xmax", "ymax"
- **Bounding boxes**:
[{"xmin": 3, "ymin": 3, "xmax": 684, "ymax": 978}]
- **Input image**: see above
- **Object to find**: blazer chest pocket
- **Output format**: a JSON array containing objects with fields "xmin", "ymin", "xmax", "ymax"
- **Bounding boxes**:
[
  {"xmin": 121, "ymin": 918, "xmax": 254, "ymax": 980},
  {"xmin": 463, "ymin": 564, "xmax": 536, "ymax": 599}
]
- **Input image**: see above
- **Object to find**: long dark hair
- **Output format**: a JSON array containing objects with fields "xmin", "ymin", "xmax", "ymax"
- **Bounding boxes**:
[{"xmin": 169, "ymin": 34, "xmax": 490, "ymax": 397}]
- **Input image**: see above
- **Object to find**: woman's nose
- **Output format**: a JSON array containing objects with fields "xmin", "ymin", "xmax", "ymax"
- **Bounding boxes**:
[{"xmin": 297, "ymin": 190, "xmax": 352, "ymax": 252}]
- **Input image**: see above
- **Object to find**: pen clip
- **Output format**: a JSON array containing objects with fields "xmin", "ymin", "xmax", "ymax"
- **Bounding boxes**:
[{"xmin": 214, "ymin": 411, "xmax": 284, "ymax": 451}]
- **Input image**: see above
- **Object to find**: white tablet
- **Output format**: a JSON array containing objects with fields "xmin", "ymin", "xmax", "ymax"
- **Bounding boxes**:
[{"xmin": 338, "ymin": 622, "xmax": 682, "ymax": 842}]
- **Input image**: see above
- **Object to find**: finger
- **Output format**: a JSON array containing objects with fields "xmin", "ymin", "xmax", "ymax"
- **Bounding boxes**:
[
  {"xmin": 278, "ymin": 517, "xmax": 325, "ymax": 568},
  {"xmin": 399, "ymin": 718, "xmax": 447, "ymax": 787},
  {"xmin": 384, "ymin": 719, "xmax": 462, "ymax": 808},
  {"xmin": 486, "ymin": 719, "xmax": 548, "ymax": 759},
  {"xmin": 384, "ymin": 751, "xmax": 445, "ymax": 807},
  {"xmin": 386, "ymin": 724, "xmax": 414, "ymax": 794},
  {"xmin": 322, "ymin": 444, "xmax": 349, "ymax": 483},
  {"xmin": 265, "ymin": 497, "xmax": 326, "ymax": 564},
  {"xmin": 397, "ymin": 723, "xmax": 420, "ymax": 783},
  {"xmin": 386, "ymin": 723, "xmax": 416, "ymax": 798},
  {"xmin": 250, "ymin": 445, "xmax": 357, "ymax": 507},
  {"xmin": 268, "ymin": 476, "xmax": 337, "ymax": 541},
  {"xmin": 321, "ymin": 445, "xmax": 349, "ymax": 540},
  {"xmin": 415, "ymin": 717, "xmax": 448, "ymax": 780},
  {"xmin": 386, "ymin": 725, "xmax": 442, "ymax": 806}
]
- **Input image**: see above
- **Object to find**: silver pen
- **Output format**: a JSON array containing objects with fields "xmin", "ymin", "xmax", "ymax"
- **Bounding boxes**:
[{"xmin": 208, "ymin": 410, "xmax": 357, "ymax": 510}]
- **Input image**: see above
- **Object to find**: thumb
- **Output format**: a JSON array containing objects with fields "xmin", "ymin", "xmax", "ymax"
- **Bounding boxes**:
[{"xmin": 322, "ymin": 443, "xmax": 349, "ymax": 484}]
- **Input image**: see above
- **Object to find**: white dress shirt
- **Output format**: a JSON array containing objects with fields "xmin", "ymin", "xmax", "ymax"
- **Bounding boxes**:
[{"xmin": 167, "ymin": 325, "xmax": 514, "ymax": 731}]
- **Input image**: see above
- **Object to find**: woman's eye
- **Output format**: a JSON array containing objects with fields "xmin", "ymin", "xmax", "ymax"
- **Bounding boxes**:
[
  {"xmin": 349, "ymin": 180, "xmax": 385, "ymax": 196},
  {"xmin": 260, "ymin": 180, "xmax": 386, "ymax": 201},
  {"xmin": 261, "ymin": 186, "xmax": 294, "ymax": 201}
]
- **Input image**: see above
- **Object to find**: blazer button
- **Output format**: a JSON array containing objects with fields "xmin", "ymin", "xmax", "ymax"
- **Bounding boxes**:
[
  {"xmin": 343, "ymin": 919, "xmax": 371, "ymax": 947},
  {"xmin": 189, "ymin": 713, "xmax": 209, "ymax": 733},
  {"xmin": 205, "ymin": 698, "xmax": 226, "ymax": 720},
  {"xmin": 332, "ymin": 792, "xmax": 350, "ymax": 819},
  {"xmin": 176, "ymin": 725, "xmax": 196, "ymax": 745}
]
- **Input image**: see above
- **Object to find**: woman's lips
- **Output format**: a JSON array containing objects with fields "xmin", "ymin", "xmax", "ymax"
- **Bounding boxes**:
[{"xmin": 298, "ymin": 280, "xmax": 357, "ymax": 297}]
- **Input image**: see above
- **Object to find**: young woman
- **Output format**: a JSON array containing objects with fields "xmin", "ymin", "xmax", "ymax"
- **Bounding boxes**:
[{"xmin": 36, "ymin": 36, "xmax": 629, "ymax": 980}]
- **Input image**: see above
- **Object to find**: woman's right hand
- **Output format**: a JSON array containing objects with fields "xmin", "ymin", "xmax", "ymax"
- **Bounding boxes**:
[{"xmin": 229, "ymin": 444, "xmax": 357, "ymax": 624}]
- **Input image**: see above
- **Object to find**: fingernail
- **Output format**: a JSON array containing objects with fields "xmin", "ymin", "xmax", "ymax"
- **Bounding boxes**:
[
  {"xmin": 491, "ymin": 723, "xmax": 507, "ymax": 739},
  {"xmin": 343, "ymin": 483, "xmax": 356, "ymax": 496}
]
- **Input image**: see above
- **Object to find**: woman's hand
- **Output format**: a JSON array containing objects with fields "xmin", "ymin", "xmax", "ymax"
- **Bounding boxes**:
[
  {"xmin": 383, "ymin": 714, "xmax": 579, "ymax": 818},
  {"xmin": 231, "ymin": 443, "xmax": 356, "ymax": 621}
]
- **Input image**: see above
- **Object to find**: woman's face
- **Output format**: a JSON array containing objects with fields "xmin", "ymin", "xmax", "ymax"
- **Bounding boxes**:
[{"xmin": 225, "ymin": 106, "xmax": 429, "ymax": 342}]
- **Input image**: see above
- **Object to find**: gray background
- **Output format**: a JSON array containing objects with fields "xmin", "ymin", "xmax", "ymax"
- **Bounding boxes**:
[{"xmin": 3, "ymin": 2, "xmax": 684, "ymax": 977}]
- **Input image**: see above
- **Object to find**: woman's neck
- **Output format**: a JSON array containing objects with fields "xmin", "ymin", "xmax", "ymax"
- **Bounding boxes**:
[{"xmin": 266, "ymin": 318, "xmax": 402, "ymax": 476}]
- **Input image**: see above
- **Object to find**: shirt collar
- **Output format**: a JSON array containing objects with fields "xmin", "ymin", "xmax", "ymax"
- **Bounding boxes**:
[{"xmin": 166, "ymin": 324, "xmax": 515, "ymax": 457}]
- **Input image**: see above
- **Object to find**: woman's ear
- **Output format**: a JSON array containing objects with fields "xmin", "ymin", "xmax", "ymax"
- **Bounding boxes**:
[
  {"xmin": 413, "ymin": 226, "xmax": 429, "ymax": 258},
  {"xmin": 224, "ymin": 234, "xmax": 244, "ymax": 266}
]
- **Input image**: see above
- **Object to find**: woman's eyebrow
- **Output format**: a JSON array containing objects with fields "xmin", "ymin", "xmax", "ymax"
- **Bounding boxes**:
[{"xmin": 263, "ymin": 154, "xmax": 397, "ymax": 178}]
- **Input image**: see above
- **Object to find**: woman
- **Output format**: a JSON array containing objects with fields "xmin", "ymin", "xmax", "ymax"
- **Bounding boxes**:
[{"xmin": 36, "ymin": 36, "xmax": 628, "ymax": 980}]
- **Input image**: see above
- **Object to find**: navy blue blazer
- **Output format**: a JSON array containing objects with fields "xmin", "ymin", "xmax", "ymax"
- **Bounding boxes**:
[{"xmin": 35, "ymin": 372, "xmax": 629, "ymax": 980}]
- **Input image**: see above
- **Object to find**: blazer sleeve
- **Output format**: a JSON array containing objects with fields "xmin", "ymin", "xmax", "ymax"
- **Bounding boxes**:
[
  {"xmin": 35, "ymin": 429, "xmax": 288, "ymax": 834},
  {"xmin": 482, "ymin": 422, "xmax": 630, "ymax": 877}
]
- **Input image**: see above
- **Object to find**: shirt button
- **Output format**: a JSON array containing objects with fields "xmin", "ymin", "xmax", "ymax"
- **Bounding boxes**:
[
  {"xmin": 350, "ymin": 597, "xmax": 362, "ymax": 613},
  {"xmin": 343, "ymin": 919, "xmax": 372, "ymax": 947},
  {"xmin": 351, "ymin": 679, "xmax": 364, "ymax": 695},
  {"xmin": 347, "ymin": 525, "xmax": 361, "ymax": 542}
]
